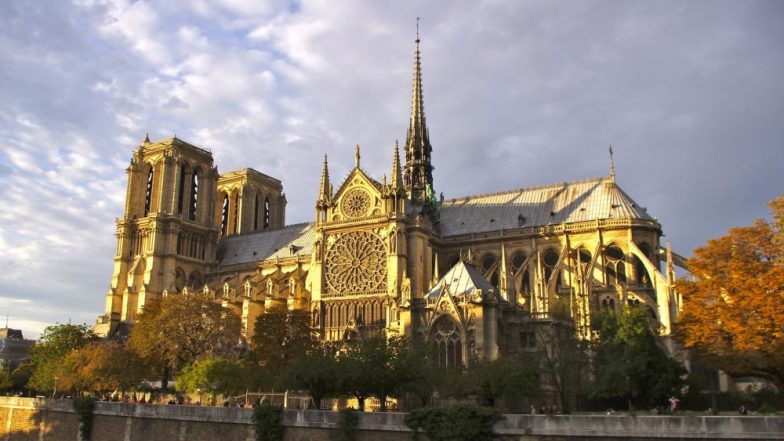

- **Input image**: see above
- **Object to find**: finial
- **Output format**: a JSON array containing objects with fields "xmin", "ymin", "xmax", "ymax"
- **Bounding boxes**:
[
  {"xmin": 143, "ymin": 133, "xmax": 150, "ymax": 144},
  {"xmin": 355, "ymin": 144, "xmax": 361, "ymax": 168},
  {"xmin": 416, "ymin": 17, "xmax": 420, "ymax": 43},
  {"xmin": 609, "ymin": 145, "xmax": 616, "ymax": 182}
]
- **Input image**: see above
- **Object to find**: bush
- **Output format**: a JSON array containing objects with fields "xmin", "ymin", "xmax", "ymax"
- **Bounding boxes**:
[
  {"xmin": 73, "ymin": 396, "xmax": 96, "ymax": 441},
  {"xmin": 336, "ymin": 408, "xmax": 359, "ymax": 441},
  {"xmin": 252, "ymin": 403, "xmax": 284, "ymax": 441},
  {"xmin": 405, "ymin": 403, "xmax": 503, "ymax": 441}
]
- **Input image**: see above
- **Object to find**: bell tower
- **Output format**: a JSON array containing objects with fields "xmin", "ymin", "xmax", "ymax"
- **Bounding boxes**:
[{"xmin": 96, "ymin": 136, "xmax": 219, "ymax": 336}]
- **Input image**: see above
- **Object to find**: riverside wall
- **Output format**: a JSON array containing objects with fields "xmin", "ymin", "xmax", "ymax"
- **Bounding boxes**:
[{"xmin": 1, "ymin": 396, "xmax": 783, "ymax": 441}]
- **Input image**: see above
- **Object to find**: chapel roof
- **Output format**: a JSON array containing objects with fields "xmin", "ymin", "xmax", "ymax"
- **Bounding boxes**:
[
  {"xmin": 438, "ymin": 176, "xmax": 653, "ymax": 237},
  {"xmin": 216, "ymin": 222, "xmax": 315, "ymax": 267},
  {"xmin": 424, "ymin": 260, "xmax": 497, "ymax": 303}
]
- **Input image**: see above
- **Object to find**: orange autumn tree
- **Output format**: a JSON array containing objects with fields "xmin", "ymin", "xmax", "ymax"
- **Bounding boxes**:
[{"xmin": 677, "ymin": 195, "xmax": 784, "ymax": 391}]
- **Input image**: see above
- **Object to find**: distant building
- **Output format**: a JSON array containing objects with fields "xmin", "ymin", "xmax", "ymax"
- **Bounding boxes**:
[{"xmin": 0, "ymin": 328, "xmax": 35, "ymax": 371}]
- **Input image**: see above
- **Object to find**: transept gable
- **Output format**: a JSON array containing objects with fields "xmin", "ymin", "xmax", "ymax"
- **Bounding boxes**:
[{"xmin": 330, "ymin": 168, "xmax": 385, "ymax": 222}]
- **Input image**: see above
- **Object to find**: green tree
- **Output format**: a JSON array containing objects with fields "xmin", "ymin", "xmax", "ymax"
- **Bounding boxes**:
[
  {"xmin": 250, "ymin": 306, "xmax": 318, "ymax": 370},
  {"xmin": 466, "ymin": 354, "xmax": 540, "ymax": 408},
  {"xmin": 677, "ymin": 194, "xmax": 784, "ymax": 390},
  {"xmin": 590, "ymin": 306, "xmax": 686, "ymax": 410},
  {"xmin": 395, "ymin": 340, "xmax": 441, "ymax": 407},
  {"xmin": 0, "ymin": 369, "xmax": 11, "ymax": 391},
  {"xmin": 127, "ymin": 293, "xmax": 241, "ymax": 389},
  {"xmin": 175, "ymin": 356, "xmax": 253, "ymax": 402},
  {"xmin": 283, "ymin": 349, "xmax": 338, "ymax": 409},
  {"xmin": 28, "ymin": 323, "xmax": 99, "ymax": 393},
  {"xmin": 9, "ymin": 363, "xmax": 34, "ymax": 393},
  {"xmin": 336, "ymin": 336, "xmax": 409, "ymax": 411},
  {"xmin": 537, "ymin": 321, "xmax": 590, "ymax": 412}
]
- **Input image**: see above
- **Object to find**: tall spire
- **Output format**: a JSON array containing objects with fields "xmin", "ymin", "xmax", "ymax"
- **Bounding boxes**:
[
  {"xmin": 317, "ymin": 154, "xmax": 331, "ymax": 206},
  {"xmin": 404, "ymin": 17, "xmax": 434, "ymax": 206},
  {"xmin": 391, "ymin": 140, "xmax": 403, "ymax": 190},
  {"xmin": 609, "ymin": 145, "xmax": 616, "ymax": 183}
]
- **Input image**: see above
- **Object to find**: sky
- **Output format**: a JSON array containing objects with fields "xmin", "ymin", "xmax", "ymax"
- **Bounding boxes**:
[{"xmin": 1, "ymin": 0, "xmax": 782, "ymax": 339}]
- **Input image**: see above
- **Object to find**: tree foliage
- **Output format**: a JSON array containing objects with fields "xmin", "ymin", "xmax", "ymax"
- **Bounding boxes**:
[
  {"xmin": 405, "ymin": 403, "xmax": 502, "ymax": 441},
  {"xmin": 677, "ymin": 194, "xmax": 784, "ymax": 390},
  {"xmin": 127, "ymin": 293, "xmax": 241, "ymax": 387},
  {"xmin": 537, "ymin": 322, "xmax": 589, "ymax": 412},
  {"xmin": 283, "ymin": 349, "xmax": 338, "ymax": 408},
  {"xmin": 250, "ymin": 306, "xmax": 318, "ymax": 370},
  {"xmin": 175, "ymin": 356, "xmax": 254, "ymax": 400},
  {"xmin": 58, "ymin": 341, "xmax": 144, "ymax": 395},
  {"xmin": 27, "ymin": 323, "xmax": 99, "ymax": 392},
  {"xmin": 591, "ymin": 306, "xmax": 686, "ymax": 409},
  {"xmin": 466, "ymin": 354, "xmax": 540, "ymax": 408},
  {"xmin": 335, "ymin": 336, "xmax": 412, "ymax": 411}
]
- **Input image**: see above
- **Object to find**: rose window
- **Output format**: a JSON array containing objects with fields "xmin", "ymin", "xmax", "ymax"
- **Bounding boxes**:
[
  {"xmin": 325, "ymin": 231, "xmax": 387, "ymax": 295},
  {"xmin": 341, "ymin": 188, "xmax": 371, "ymax": 219}
]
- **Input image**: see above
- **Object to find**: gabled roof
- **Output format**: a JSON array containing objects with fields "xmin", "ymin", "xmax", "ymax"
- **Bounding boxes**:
[
  {"xmin": 424, "ymin": 260, "xmax": 497, "ymax": 303},
  {"xmin": 216, "ymin": 223, "xmax": 315, "ymax": 266},
  {"xmin": 439, "ymin": 177, "xmax": 653, "ymax": 237}
]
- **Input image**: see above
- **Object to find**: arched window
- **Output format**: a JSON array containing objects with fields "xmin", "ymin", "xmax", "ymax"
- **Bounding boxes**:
[
  {"xmin": 635, "ymin": 243, "xmax": 652, "ymax": 287},
  {"xmin": 481, "ymin": 254, "xmax": 496, "ymax": 273},
  {"xmin": 511, "ymin": 252, "xmax": 526, "ymax": 272},
  {"xmin": 430, "ymin": 316, "xmax": 462, "ymax": 368},
  {"xmin": 177, "ymin": 165, "xmax": 186, "ymax": 213},
  {"xmin": 605, "ymin": 245, "xmax": 626, "ymax": 285},
  {"xmin": 543, "ymin": 250, "xmax": 559, "ymax": 282},
  {"xmin": 188, "ymin": 170, "xmax": 200, "ymax": 221},
  {"xmin": 263, "ymin": 196, "xmax": 270, "ymax": 229},
  {"xmin": 220, "ymin": 195, "xmax": 229, "ymax": 237},
  {"xmin": 576, "ymin": 248, "xmax": 592, "ymax": 278},
  {"xmin": 232, "ymin": 193, "xmax": 239, "ymax": 234},
  {"xmin": 254, "ymin": 194, "xmax": 259, "ymax": 231},
  {"xmin": 144, "ymin": 167, "xmax": 154, "ymax": 216}
]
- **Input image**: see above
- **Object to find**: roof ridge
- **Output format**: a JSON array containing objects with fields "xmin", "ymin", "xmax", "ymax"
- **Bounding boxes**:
[
  {"xmin": 442, "ymin": 176, "xmax": 609, "ymax": 203},
  {"xmin": 219, "ymin": 222, "xmax": 314, "ymax": 241}
]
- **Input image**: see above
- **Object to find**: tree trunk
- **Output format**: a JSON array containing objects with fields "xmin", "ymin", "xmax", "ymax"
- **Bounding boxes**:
[
  {"xmin": 161, "ymin": 365, "xmax": 170, "ymax": 391},
  {"xmin": 356, "ymin": 395, "xmax": 365, "ymax": 411},
  {"xmin": 379, "ymin": 393, "xmax": 387, "ymax": 412}
]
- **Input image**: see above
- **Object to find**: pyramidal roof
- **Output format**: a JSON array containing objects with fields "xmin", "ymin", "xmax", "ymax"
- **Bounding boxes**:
[
  {"xmin": 424, "ymin": 260, "xmax": 497, "ymax": 302},
  {"xmin": 439, "ymin": 177, "xmax": 653, "ymax": 237}
]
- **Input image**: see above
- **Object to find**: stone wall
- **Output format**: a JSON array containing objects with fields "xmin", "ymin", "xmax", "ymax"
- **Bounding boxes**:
[{"xmin": 1, "ymin": 397, "xmax": 782, "ymax": 441}]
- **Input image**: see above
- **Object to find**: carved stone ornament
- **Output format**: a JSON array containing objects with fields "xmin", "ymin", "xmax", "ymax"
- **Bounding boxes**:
[
  {"xmin": 340, "ymin": 187, "xmax": 371, "ymax": 219},
  {"xmin": 325, "ymin": 230, "xmax": 387, "ymax": 295}
]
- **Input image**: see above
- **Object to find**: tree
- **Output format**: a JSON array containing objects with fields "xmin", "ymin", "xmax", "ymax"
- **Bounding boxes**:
[
  {"xmin": 175, "ymin": 356, "xmax": 254, "ymax": 402},
  {"xmin": 677, "ymin": 194, "xmax": 784, "ymax": 391},
  {"xmin": 590, "ymin": 306, "xmax": 686, "ymax": 410},
  {"xmin": 395, "ymin": 340, "xmax": 441, "ymax": 407},
  {"xmin": 537, "ymin": 321, "xmax": 590, "ymax": 412},
  {"xmin": 250, "ymin": 306, "xmax": 318, "ymax": 371},
  {"xmin": 335, "ymin": 336, "xmax": 409, "ymax": 411},
  {"xmin": 0, "ymin": 369, "xmax": 11, "ymax": 391},
  {"xmin": 127, "ymin": 293, "xmax": 241, "ymax": 389},
  {"xmin": 283, "ymin": 349, "xmax": 338, "ymax": 408},
  {"xmin": 57, "ymin": 341, "xmax": 144, "ymax": 396},
  {"xmin": 27, "ymin": 323, "xmax": 99, "ymax": 393},
  {"xmin": 466, "ymin": 354, "xmax": 540, "ymax": 409}
]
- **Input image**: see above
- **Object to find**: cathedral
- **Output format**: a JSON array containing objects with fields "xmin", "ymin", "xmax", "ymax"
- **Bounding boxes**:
[{"xmin": 95, "ymin": 33, "xmax": 686, "ymax": 367}]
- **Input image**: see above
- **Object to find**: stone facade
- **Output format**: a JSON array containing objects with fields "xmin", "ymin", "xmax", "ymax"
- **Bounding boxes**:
[{"xmin": 94, "ymin": 35, "xmax": 687, "ymax": 366}]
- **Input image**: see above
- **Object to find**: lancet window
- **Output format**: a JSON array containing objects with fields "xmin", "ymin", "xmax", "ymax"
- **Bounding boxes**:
[
  {"xmin": 430, "ymin": 316, "xmax": 462, "ymax": 368},
  {"xmin": 605, "ymin": 245, "xmax": 626, "ymax": 285},
  {"xmin": 188, "ymin": 170, "xmax": 200, "ymax": 221},
  {"xmin": 144, "ymin": 167, "xmax": 154, "ymax": 216}
]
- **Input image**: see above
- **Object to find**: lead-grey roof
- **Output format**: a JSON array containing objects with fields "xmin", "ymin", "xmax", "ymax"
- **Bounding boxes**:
[
  {"xmin": 216, "ymin": 222, "xmax": 315, "ymax": 266},
  {"xmin": 424, "ymin": 261, "xmax": 497, "ymax": 302},
  {"xmin": 439, "ymin": 177, "xmax": 652, "ymax": 237}
]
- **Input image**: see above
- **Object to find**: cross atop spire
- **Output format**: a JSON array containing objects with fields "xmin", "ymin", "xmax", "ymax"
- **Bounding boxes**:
[
  {"xmin": 404, "ymin": 18, "xmax": 435, "ymax": 207},
  {"xmin": 355, "ymin": 144, "xmax": 361, "ymax": 168}
]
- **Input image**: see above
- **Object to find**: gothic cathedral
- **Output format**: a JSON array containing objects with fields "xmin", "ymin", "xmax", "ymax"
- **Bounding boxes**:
[{"xmin": 95, "ymin": 34, "xmax": 686, "ymax": 366}]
